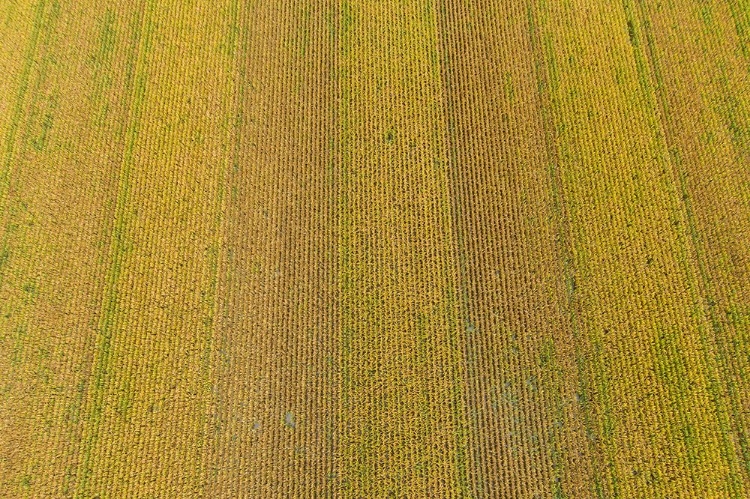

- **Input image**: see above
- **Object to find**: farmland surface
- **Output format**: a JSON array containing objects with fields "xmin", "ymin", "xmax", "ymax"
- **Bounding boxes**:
[{"xmin": 1, "ymin": 1, "xmax": 748, "ymax": 498}]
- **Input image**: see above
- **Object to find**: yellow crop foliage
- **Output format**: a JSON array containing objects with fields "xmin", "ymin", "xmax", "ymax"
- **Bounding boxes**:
[{"xmin": 0, "ymin": 1, "xmax": 747, "ymax": 497}]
